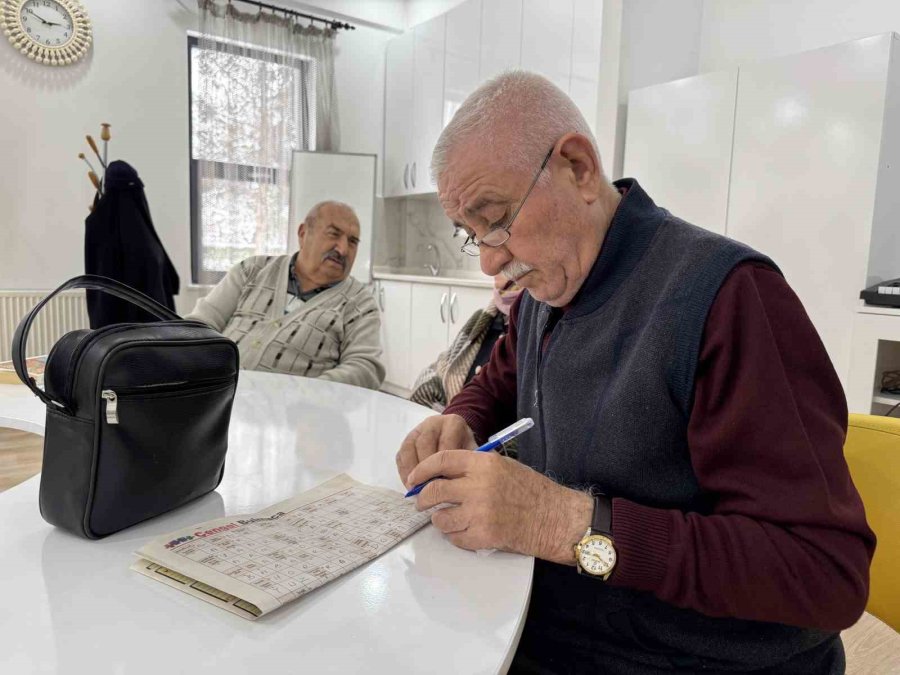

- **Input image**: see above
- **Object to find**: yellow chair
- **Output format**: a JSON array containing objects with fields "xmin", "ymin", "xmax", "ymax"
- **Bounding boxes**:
[{"xmin": 845, "ymin": 414, "xmax": 900, "ymax": 630}]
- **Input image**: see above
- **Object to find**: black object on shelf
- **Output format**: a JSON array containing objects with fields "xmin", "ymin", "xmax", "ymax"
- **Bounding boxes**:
[
  {"xmin": 860, "ymin": 277, "xmax": 900, "ymax": 308},
  {"xmin": 882, "ymin": 369, "xmax": 900, "ymax": 396}
]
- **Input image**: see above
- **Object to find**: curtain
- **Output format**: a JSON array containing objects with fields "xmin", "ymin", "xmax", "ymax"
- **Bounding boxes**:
[{"xmin": 193, "ymin": 0, "xmax": 339, "ymax": 283}]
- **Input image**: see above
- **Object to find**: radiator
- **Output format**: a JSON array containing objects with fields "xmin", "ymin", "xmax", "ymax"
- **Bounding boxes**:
[{"xmin": 0, "ymin": 290, "xmax": 89, "ymax": 362}]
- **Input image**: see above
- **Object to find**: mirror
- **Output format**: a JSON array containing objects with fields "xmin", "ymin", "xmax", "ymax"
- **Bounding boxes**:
[{"xmin": 289, "ymin": 151, "xmax": 377, "ymax": 283}]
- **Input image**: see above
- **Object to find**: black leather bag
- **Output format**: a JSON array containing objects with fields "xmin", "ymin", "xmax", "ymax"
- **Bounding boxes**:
[{"xmin": 12, "ymin": 275, "xmax": 240, "ymax": 539}]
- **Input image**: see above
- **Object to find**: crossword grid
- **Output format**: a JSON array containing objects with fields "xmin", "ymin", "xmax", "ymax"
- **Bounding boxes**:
[{"xmin": 166, "ymin": 486, "xmax": 431, "ymax": 604}]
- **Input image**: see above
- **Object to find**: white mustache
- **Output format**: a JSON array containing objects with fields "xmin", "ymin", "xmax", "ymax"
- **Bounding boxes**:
[{"xmin": 501, "ymin": 259, "xmax": 533, "ymax": 281}]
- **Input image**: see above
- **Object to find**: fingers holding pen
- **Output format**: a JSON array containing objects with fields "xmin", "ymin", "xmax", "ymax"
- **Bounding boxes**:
[
  {"xmin": 395, "ymin": 414, "xmax": 476, "ymax": 487},
  {"xmin": 407, "ymin": 448, "xmax": 478, "ymax": 496}
]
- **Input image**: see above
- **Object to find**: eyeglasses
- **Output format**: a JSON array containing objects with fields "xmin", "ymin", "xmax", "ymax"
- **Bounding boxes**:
[{"xmin": 460, "ymin": 146, "xmax": 554, "ymax": 256}]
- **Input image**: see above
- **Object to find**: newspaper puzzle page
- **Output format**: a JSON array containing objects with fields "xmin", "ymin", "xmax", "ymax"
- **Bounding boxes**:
[{"xmin": 131, "ymin": 474, "xmax": 432, "ymax": 620}]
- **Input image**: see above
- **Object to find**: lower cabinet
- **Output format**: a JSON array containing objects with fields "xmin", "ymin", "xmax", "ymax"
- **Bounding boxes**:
[
  {"xmin": 408, "ymin": 284, "xmax": 491, "ymax": 385},
  {"xmin": 374, "ymin": 280, "xmax": 413, "ymax": 391},
  {"xmin": 374, "ymin": 279, "xmax": 492, "ymax": 394}
]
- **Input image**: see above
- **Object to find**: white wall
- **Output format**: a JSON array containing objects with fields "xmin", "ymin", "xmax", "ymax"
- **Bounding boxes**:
[
  {"xmin": 404, "ymin": 0, "xmax": 466, "ymax": 29},
  {"xmin": 0, "ymin": 0, "xmax": 393, "ymax": 311},
  {"xmin": 699, "ymin": 0, "xmax": 900, "ymax": 72},
  {"xmin": 288, "ymin": 0, "xmax": 406, "ymax": 31},
  {"xmin": 603, "ymin": 0, "xmax": 703, "ymax": 178}
]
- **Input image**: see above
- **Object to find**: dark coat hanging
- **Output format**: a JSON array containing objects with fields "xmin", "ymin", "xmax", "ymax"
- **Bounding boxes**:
[{"xmin": 84, "ymin": 160, "xmax": 180, "ymax": 327}]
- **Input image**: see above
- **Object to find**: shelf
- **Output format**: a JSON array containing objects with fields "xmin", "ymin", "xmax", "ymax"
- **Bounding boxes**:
[
  {"xmin": 856, "ymin": 302, "xmax": 900, "ymax": 317},
  {"xmin": 872, "ymin": 391, "xmax": 900, "ymax": 406}
]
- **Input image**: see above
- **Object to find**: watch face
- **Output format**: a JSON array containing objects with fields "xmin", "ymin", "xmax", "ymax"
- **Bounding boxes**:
[
  {"xmin": 20, "ymin": 0, "xmax": 73, "ymax": 48},
  {"xmin": 577, "ymin": 535, "xmax": 616, "ymax": 576}
]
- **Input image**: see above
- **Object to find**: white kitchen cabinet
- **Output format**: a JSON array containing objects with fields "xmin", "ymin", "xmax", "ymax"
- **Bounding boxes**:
[
  {"xmin": 623, "ymin": 69, "xmax": 738, "ymax": 234},
  {"xmin": 408, "ymin": 283, "xmax": 493, "ymax": 387},
  {"xmin": 410, "ymin": 284, "xmax": 451, "ymax": 383},
  {"xmin": 479, "ymin": 0, "xmax": 522, "ymax": 82},
  {"xmin": 384, "ymin": 32, "xmax": 414, "ymax": 197},
  {"xmin": 444, "ymin": 0, "xmax": 482, "ymax": 127},
  {"xmin": 375, "ymin": 280, "xmax": 413, "ymax": 389},
  {"xmin": 411, "ymin": 15, "xmax": 446, "ymax": 194},
  {"xmin": 622, "ymin": 33, "xmax": 900, "ymax": 392},
  {"xmin": 521, "ymin": 0, "xmax": 574, "ymax": 94},
  {"xmin": 570, "ymin": 0, "xmax": 603, "ymax": 133},
  {"xmin": 385, "ymin": 2, "xmax": 602, "ymax": 196},
  {"xmin": 727, "ymin": 33, "xmax": 900, "ymax": 388}
]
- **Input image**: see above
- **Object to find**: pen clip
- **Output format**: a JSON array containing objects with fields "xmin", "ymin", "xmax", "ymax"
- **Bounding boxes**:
[{"xmin": 487, "ymin": 418, "xmax": 534, "ymax": 445}]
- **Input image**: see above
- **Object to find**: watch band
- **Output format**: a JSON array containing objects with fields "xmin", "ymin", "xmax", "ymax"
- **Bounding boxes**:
[{"xmin": 591, "ymin": 494, "xmax": 613, "ymax": 537}]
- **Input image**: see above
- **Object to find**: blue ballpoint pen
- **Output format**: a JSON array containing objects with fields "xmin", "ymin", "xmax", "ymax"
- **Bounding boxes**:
[{"xmin": 404, "ymin": 418, "xmax": 535, "ymax": 498}]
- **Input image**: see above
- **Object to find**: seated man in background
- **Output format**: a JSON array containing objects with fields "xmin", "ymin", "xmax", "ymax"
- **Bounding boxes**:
[
  {"xmin": 409, "ymin": 273, "xmax": 521, "ymax": 412},
  {"xmin": 187, "ymin": 200, "xmax": 384, "ymax": 390}
]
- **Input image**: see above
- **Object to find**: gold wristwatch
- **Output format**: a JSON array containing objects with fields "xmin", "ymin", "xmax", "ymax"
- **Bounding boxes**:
[{"xmin": 574, "ymin": 495, "xmax": 617, "ymax": 580}]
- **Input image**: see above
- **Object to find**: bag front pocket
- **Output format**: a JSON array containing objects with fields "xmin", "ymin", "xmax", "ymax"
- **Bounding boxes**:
[{"xmin": 88, "ymin": 379, "xmax": 236, "ymax": 537}]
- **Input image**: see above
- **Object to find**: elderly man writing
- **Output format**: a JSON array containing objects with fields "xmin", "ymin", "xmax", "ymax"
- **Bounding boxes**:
[
  {"xmin": 395, "ymin": 72, "xmax": 874, "ymax": 673},
  {"xmin": 187, "ymin": 200, "xmax": 384, "ymax": 390}
]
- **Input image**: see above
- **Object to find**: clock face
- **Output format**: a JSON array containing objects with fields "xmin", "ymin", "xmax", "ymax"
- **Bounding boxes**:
[
  {"xmin": 577, "ymin": 535, "xmax": 616, "ymax": 576},
  {"xmin": 20, "ymin": 0, "xmax": 73, "ymax": 48},
  {"xmin": 0, "ymin": 0, "xmax": 92, "ymax": 65}
]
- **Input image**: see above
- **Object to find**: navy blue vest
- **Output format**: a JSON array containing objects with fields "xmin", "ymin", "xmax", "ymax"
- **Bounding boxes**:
[{"xmin": 512, "ymin": 179, "xmax": 842, "ymax": 673}]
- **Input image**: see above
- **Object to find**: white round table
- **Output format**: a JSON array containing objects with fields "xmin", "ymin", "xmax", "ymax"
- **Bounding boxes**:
[{"xmin": 0, "ymin": 370, "xmax": 533, "ymax": 674}]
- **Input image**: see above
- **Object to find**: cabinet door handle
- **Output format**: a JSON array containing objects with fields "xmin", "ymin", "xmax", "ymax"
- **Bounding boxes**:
[
  {"xmin": 450, "ymin": 292, "xmax": 458, "ymax": 323},
  {"xmin": 411, "ymin": 161, "xmax": 417, "ymax": 188},
  {"xmin": 403, "ymin": 163, "xmax": 409, "ymax": 189},
  {"xmin": 439, "ymin": 292, "xmax": 448, "ymax": 323},
  {"xmin": 378, "ymin": 284, "xmax": 385, "ymax": 311}
]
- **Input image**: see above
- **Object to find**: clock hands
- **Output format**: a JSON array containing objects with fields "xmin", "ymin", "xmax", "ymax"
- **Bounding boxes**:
[
  {"xmin": 26, "ymin": 8, "xmax": 51, "ymax": 25},
  {"xmin": 26, "ymin": 7, "xmax": 63, "ymax": 27}
]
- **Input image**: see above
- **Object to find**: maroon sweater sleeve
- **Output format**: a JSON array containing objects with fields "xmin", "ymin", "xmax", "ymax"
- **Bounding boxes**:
[
  {"xmin": 443, "ymin": 293, "xmax": 522, "ymax": 443},
  {"xmin": 610, "ymin": 262, "xmax": 876, "ymax": 631}
]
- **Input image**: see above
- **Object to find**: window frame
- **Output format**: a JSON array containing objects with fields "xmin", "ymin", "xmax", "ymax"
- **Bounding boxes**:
[{"xmin": 187, "ymin": 34, "xmax": 313, "ymax": 285}]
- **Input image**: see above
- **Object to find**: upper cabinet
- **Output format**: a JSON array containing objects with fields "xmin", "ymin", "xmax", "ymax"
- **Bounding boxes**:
[
  {"xmin": 383, "ymin": 16, "xmax": 445, "ymax": 197},
  {"xmin": 384, "ymin": 0, "xmax": 603, "ymax": 197},
  {"xmin": 621, "ymin": 33, "xmax": 900, "ymax": 391},
  {"xmin": 521, "ymin": 0, "xmax": 574, "ymax": 94},
  {"xmin": 384, "ymin": 32, "xmax": 414, "ymax": 197},
  {"xmin": 445, "ymin": 0, "xmax": 482, "ymax": 126},
  {"xmin": 624, "ymin": 70, "xmax": 738, "ymax": 235},
  {"xmin": 479, "ymin": 0, "xmax": 522, "ymax": 82},
  {"xmin": 411, "ymin": 15, "xmax": 446, "ymax": 195}
]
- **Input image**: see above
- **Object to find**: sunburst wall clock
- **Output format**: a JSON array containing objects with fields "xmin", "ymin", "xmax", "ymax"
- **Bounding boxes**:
[{"xmin": 1, "ymin": 0, "xmax": 92, "ymax": 66}]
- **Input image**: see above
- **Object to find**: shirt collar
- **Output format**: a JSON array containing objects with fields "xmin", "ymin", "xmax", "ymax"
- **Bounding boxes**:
[{"xmin": 288, "ymin": 252, "xmax": 340, "ymax": 302}]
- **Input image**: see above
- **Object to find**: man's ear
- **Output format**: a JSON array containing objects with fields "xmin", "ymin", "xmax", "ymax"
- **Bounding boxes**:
[
  {"xmin": 298, "ymin": 221, "xmax": 307, "ymax": 246},
  {"xmin": 557, "ymin": 133, "xmax": 603, "ymax": 204}
]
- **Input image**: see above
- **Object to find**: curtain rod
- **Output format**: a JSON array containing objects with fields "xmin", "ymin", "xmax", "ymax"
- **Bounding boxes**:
[{"xmin": 233, "ymin": 0, "xmax": 356, "ymax": 31}]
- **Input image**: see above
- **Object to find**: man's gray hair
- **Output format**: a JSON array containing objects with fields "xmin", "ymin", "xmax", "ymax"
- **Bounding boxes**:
[
  {"xmin": 304, "ymin": 200, "xmax": 359, "ymax": 229},
  {"xmin": 431, "ymin": 70, "xmax": 599, "ymax": 183}
]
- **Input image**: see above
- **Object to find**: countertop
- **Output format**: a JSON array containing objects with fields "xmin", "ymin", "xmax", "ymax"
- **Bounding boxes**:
[{"xmin": 372, "ymin": 266, "xmax": 493, "ymax": 288}]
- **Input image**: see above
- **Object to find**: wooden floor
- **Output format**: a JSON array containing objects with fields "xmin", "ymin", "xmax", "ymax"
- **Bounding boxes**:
[{"xmin": 0, "ymin": 427, "xmax": 42, "ymax": 492}]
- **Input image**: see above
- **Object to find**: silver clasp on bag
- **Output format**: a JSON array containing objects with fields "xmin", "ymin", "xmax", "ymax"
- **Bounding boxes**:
[{"xmin": 101, "ymin": 390, "xmax": 119, "ymax": 424}]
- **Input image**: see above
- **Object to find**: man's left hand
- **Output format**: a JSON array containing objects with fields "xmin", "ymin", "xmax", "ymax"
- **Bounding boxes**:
[{"xmin": 408, "ymin": 449, "xmax": 593, "ymax": 563}]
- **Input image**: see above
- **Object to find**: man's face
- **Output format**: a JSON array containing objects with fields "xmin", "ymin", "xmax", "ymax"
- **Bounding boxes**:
[
  {"xmin": 438, "ymin": 142, "xmax": 589, "ymax": 307},
  {"xmin": 296, "ymin": 204, "xmax": 360, "ymax": 286}
]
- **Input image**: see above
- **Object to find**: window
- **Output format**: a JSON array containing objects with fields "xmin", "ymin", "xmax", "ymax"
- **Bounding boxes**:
[{"xmin": 188, "ymin": 35, "xmax": 314, "ymax": 284}]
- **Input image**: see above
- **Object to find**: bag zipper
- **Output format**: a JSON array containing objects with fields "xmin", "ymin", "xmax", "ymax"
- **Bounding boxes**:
[
  {"xmin": 100, "ymin": 376, "xmax": 234, "ymax": 426},
  {"xmin": 101, "ymin": 390, "xmax": 119, "ymax": 424}
]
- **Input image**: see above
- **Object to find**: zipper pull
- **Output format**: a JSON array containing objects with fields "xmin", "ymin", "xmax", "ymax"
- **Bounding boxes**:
[{"xmin": 102, "ymin": 390, "xmax": 119, "ymax": 424}]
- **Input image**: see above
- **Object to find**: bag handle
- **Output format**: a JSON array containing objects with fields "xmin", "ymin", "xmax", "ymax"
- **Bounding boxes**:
[{"xmin": 11, "ymin": 275, "xmax": 181, "ymax": 408}]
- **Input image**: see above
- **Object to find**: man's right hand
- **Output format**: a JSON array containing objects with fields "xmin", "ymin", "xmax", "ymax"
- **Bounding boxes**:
[{"xmin": 396, "ymin": 414, "xmax": 477, "ymax": 488}]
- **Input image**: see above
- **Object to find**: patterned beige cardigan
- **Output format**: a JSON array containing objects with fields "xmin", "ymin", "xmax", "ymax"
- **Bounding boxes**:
[
  {"xmin": 409, "ymin": 302, "xmax": 501, "ymax": 410},
  {"xmin": 186, "ymin": 255, "xmax": 385, "ymax": 390}
]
